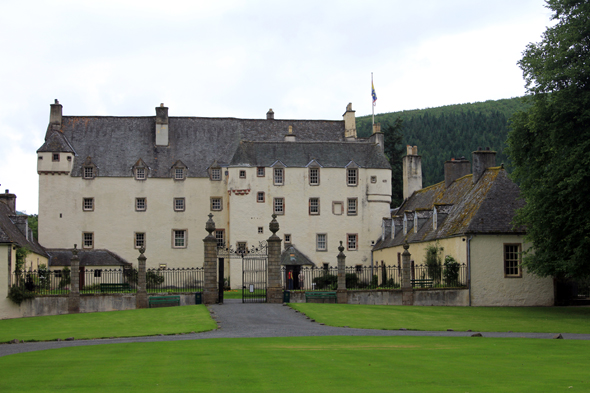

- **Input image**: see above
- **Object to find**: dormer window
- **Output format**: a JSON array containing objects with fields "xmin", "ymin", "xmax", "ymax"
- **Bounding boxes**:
[
  {"xmin": 274, "ymin": 168, "xmax": 284, "ymax": 185},
  {"xmin": 136, "ymin": 168, "xmax": 146, "ymax": 180},
  {"xmin": 82, "ymin": 157, "xmax": 97, "ymax": 179},
  {"xmin": 210, "ymin": 168, "xmax": 221, "ymax": 181},
  {"xmin": 347, "ymin": 168, "xmax": 358, "ymax": 186},
  {"xmin": 171, "ymin": 160, "xmax": 187, "ymax": 181},
  {"xmin": 83, "ymin": 166, "xmax": 94, "ymax": 179},
  {"xmin": 309, "ymin": 168, "xmax": 319, "ymax": 185},
  {"xmin": 133, "ymin": 159, "xmax": 149, "ymax": 181}
]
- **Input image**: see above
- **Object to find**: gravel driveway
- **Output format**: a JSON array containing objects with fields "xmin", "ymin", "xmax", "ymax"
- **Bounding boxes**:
[{"xmin": 1, "ymin": 300, "xmax": 588, "ymax": 358}]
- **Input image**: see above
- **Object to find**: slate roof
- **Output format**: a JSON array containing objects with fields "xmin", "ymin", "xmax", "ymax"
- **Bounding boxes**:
[
  {"xmin": 0, "ymin": 203, "xmax": 48, "ymax": 257},
  {"xmin": 37, "ymin": 128, "xmax": 75, "ymax": 153},
  {"xmin": 47, "ymin": 115, "xmax": 348, "ymax": 178},
  {"xmin": 230, "ymin": 141, "xmax": 391, "ymax": 169},
  {"xmin": 46, "ymin": 249, "xmax": 131, "ymax": 267},
  {"xmin": 280, "ymin": 245, "xmax": 316, "ymax": 266},
  {"xmin": 373, "ymin": 168, "xmax": 526, "ymax": 251}
]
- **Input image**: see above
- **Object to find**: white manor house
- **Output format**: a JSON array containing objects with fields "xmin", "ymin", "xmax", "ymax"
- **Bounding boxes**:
[{"xmin": 37, "ymin": 101, "xmax": 392, "ymax": 273}]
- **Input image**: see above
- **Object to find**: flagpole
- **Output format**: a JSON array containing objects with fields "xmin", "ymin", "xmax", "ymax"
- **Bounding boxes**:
[{"xmin": 371, "ymin": 72, "xmax": 374, "ymax": 127}]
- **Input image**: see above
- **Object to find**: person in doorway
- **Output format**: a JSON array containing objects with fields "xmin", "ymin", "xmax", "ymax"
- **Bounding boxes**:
[{"xmin": 287, "ymin": 270, "xmax": 293, "ymax": 289}]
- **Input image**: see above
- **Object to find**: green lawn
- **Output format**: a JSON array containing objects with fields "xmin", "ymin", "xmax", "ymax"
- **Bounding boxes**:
[
  {"xmin": 1, "ymin": 336, "xmax": 588, "ymax": 392},
  {"xmin": 224, "ymin": 289, "xmax": 266, "ymax": 299},
  {"xmin": 0, "ymin": 305, "xmax": 216, "ymax": 343},
  {"xmin": 289, "ymin": 304, "xmax": 590, "ymax": 334}
]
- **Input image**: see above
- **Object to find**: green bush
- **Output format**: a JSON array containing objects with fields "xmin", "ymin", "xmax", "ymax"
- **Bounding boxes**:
[
  {"xmin": 59, "ymin": 267, "xmax": 71, "ymax": 289},
  {"xmin": 313, "ymin": 274, "xmax": 337, "ymax": 290},
  {"xmin": 7, "ymin": 284, "xmax": 35, "ymax": 305},
  {"xmin": 146, "ymin": 271, "xmax": 165, "ymax": 288},
  {"xmin": 443, "ymin": 256, "xmax": 461, "ymax": 286},
  {"xmin": 346, "ymin": 273, "xmax": 359, "ymax": 288},
  {"xmin": 424, "ymin": 244, "xmax": 443, "ymax": 284}
]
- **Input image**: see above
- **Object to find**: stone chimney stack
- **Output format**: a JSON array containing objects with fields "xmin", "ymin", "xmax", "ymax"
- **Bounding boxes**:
[
  {"xmin": 369, "ymin": 122, "xmax": 384, "ymax": 153},
  {"xmin": 472, "ymin": 147, "xmax": 497, "ymax": 184},
  {"xmin": 403, "ymin": 146, "xmax": 422, "ymax": 200},
  {"xmin": 343, "ymin": 103, "xmax": 357, "ymax": 140},
  {"xmin": 284, "ymin": 125, "xmax": 296, "ymax": 142},
  {"xmin": 155, "ymin": 103, "xmax": 169, "ymax": 146},
  {"xmin": 0, "ymin": 189, "xmax": 16, "ymax": 213},
  {"xmin": 49, "ymin": 99, "xmax": 62, "ymax": 128},
  {"xmin": 444, "ymin": 157, "xmax": 470, "ymax": 188},
  {"xmin": 267, "ymin": 108, "xmax": 274, "ymax": 120}
]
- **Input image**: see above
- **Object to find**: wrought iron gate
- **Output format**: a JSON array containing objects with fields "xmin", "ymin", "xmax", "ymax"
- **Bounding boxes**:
[
  {"xmin": 242, "ymin": 254, "xmax": 267, "ymax": 303},
  {"xmin": 217, "ymin": 241, "xmax": 268, "ymax": 303}
]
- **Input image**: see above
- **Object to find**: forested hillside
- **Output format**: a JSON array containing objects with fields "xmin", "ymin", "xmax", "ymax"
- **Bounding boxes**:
[{"xmin": 357, "ymin": 97, "xmax": 530, "ymax": 187}]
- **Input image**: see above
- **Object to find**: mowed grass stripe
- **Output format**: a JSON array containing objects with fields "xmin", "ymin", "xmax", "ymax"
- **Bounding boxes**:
[
  {"xmin": 0, "ymin": 336, "xmax": 588, "ymax": 392},
  {"xmin": 0, "ymin": 305, "xmax": 216, "ymax": 342},
  {"xmin": 289, "ymin": 304, "xmax": 590, "ymax": 333}
]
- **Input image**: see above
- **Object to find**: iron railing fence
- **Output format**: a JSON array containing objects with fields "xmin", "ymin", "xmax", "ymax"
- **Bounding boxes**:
[
  {"xmin": 11, "ymin": 269, "xmax": 71, "ymax": 295},
  {"xmin": 280, "ymin": 263, "xmax": 467, "ymax": 291},
  {"xmin": 411, "ymin": 263, "xmax": 468, "ymax": 288},
  {"xmin": 145, "ymin": 267, "xmax": 204, "ymax": 293},
  {"xmin": 345, "ymin": 265, "xmax": 402, "ymax": 290},
  {"xmin": 11, "ymin": 267, "xmax": 205, "ymax": 295},
  {"xmin": 81, "ymin": 268, "xmax": 130, "ymax": 293},
  {"xmin": 281, "ymin": 266, "xmax": 339, "ymax": 291}
]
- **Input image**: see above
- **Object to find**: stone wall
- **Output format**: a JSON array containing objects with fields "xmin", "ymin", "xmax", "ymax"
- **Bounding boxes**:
[
  {"xmin": 1, "ymin": 293, "xmax": 200, "ymax": 320},
  {"xmin": 287, "ymin": 288, "xmax": 469, "ymax": 306}
]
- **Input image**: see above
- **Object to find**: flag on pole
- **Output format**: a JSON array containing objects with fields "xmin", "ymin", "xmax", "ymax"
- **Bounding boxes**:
[{"xmin": 371, "ymin": 81, "xmax": 377, "ymax": 106}]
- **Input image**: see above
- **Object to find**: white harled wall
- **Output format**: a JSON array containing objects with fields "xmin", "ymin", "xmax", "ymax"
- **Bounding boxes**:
[{"xmin": 227, "ymin": 166, "xmax": 391, "ymax": 268}]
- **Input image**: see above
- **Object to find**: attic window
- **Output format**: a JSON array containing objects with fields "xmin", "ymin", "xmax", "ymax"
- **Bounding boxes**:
[
  {"xmin": 257, "ymin": 167, "xmax": 265, "ymax": 177},
  {"xmin": 347, "ymin": 168, "xmax": 358, "ymax": 186},
  {"xmin": 52, "ymin": 153, "xmax": 60, "ymax": 162},
  {"xmin": 135, "ymin": 168, "xmax": 146, "ymax": 180},
  {"xmin": 174, "ymin": 168, "xmax": 185, "ymax": 180},
  {"xmin": 211, "ymin": 168, "xmax": 221, "ymax": 181},
  {"xmin": 239, "ymin": 170, "xmax": 246, "ymax": 179},
  {"xmin": 83, "ymin": 166, "xmax": 95, "ymax": 179}
]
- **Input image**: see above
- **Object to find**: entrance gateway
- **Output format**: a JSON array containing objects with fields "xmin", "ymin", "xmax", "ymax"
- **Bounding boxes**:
[{"xmin": 217, "ymin": 241, "xmax": 268, "ymax": 303}]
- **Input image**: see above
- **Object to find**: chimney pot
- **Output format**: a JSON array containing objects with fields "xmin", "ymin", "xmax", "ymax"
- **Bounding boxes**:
[
  {"xmin": 267, "ymin": 108, "xmax": 274, "ymax": 120},
  {"xmin": 160, "ymin": 103, "xmax": 164, "ymax": 107}
]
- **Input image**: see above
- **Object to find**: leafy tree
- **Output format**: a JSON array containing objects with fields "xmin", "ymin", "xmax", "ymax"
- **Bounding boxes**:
[
  {"xmin": 507, "ymin": 0, "xmax": 590, "ymax": 279},
  {"xmin": 382, "ymin": 117, "xmax": 404, "ymax": 207},
  {"xmin": 27, "ymin": 214, "xmax": 38, "ymax": 240}
]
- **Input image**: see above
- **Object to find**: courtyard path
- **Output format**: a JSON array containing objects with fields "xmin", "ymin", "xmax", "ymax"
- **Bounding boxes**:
[{"xmin": 1, "ymin": 299, "xmax": 589, "ymax": 357}]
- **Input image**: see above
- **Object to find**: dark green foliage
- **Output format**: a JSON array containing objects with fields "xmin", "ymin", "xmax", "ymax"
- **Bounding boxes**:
[
  {"xmin": 443, "ymin": 256, "xmax": 460, "ymax": 287},
  {"xmin": 345, "ymin": 273, "xmax": 358, "ymax": 288},
  {"xmin": 424, "ymin": 244, "xmax": 443, "ymax": 284},
  {"xmin": 59, "ymin": 267, "xmax": 71, "ymax": 289},
  {"xmin": 383, "ymin": 118, "xmax": 404, "ymax": 207},
  {"xmin": 313, "ymin": 274, "xmax": 337, "ymax": 290},
  {"xmin": 7, "ymin": 284, "xmax": 36, "ymax": 305},
  {"xmin": 27, "ymin": 214, "xmax": 38, "ymax": 240},
  {"xmin": 146, "ymin": 271, "xmax": 165, "ymax": 288},
  {"xmin": 507, "ymin": 0, "xmax": 590, "ymax": 279},
  {"xmin": 357, "ymin": 97, "xmax": 530, "ymax": 191}
]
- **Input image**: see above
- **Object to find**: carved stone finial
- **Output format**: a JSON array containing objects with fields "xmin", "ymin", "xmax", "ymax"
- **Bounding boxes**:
[
  {"xmin": 206, "ymin": 213, "xmax": 215, "ymax": 235},
  {"xmin": 403, "ymin": 241, "xmax": 409, "ymax": 251},
  {"xmin": 139, "ymin": 247, "xmax": 146, "ymax": 255},
  {"xmin": 72, "ymin": 244, "xmax": 78, "ymax": 256},
  {"xmin": 269, "ymin": 214, "xmax": 279, "ymax": 235},
  {"xmin": 338, "ymin": 241, "xmax": 344, "ymax": 253}
]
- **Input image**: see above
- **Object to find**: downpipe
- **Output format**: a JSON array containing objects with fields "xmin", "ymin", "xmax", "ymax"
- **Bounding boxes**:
[{"xmin": 467, "ymin": 235, "xmax": 473, "ymax": 306}]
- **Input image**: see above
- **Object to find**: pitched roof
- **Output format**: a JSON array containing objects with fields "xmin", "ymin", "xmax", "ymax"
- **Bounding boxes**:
[
  {"xmin": 0, "ymin": 203, "xmax": 48, "ymax": 257},
  {"xmin": 230, "ymin": 141, "xmax": 391, "ymax": 169},
  {"xmin": 51, "ymin": 115, "xmax": 347, "ymax": 178},
  {"xmin": 37, "ymin": 128, "xmax": 76, "ymax": 153},
  {"xmin": 280, "ymin": 245, "xmax": 316, "ymax": 266},
  {"xmin": 373, "ymin": 168, "xmax": 525, "ymax": 251},
  {"xmin": 46, "ymin": 249, "xmax": 131, "ymax": 267}
]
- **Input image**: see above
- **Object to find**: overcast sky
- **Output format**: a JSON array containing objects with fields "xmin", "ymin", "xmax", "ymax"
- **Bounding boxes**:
[{"xmin": 0, "ymin": 0, "xmax": 552, "ymax": 214}]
